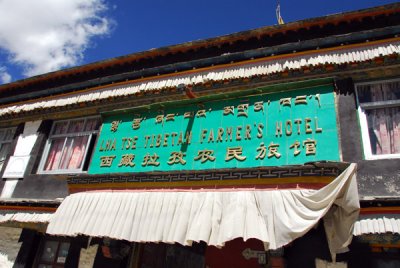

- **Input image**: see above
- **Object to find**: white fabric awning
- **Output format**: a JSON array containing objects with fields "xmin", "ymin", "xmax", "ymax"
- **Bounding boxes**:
[
  {"xmin": 47, "ymin": 164, "xmax": 359, "ymax": 256},
  {"xmin": 354, "ymin": 215, "xmax": 400, "ymax": 236},
  {"xmin": 0, "ymin": 212, "xmax": 53, "ymax": 224}
]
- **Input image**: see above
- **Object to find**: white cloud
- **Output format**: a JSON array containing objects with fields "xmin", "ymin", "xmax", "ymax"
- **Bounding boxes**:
[
  {"xmin": 0, "ymin": 66, "xmax": 11, "ymax": 84},
  {"xmin": 0, "ymin": 0, "xmax": 113, "ymax": 77}
]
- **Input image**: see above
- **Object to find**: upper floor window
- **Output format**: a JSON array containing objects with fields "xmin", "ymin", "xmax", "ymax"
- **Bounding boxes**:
[
  {"xmin": 0, "ymin": 127, "xmax": 16, "ymax": 170},
  {"xmin": 38, "ymin": 116, "xmax": 101, "ymax": 174},
  {"xmin": 356, "ymin": 79, "xmax": 400, "ymax": 160}
]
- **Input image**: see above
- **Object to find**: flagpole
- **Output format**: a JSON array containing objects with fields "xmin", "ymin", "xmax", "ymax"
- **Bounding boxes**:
[{"xmin": 276, "ymin": 0, "xmax": 284, "ymax": 25}]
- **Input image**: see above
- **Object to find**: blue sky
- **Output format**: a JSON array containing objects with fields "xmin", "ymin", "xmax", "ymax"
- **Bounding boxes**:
[{"xmin": 0, "ymin": 0, "xmax": 398, "ymax": 84}]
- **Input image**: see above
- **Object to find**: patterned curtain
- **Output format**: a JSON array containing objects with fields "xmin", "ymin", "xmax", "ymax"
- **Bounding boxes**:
[
  {"xmin": 59, "ymin": 136, "xmax": 89, "ymax": 169},
  {"xmin": 44, "ymin": 139, "xmax": 64, "ymax": 170}
]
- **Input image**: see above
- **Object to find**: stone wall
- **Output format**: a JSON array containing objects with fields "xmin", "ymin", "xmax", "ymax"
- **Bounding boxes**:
[{"xmin": 0, "ymin": 226, "xmax": 22, "ymax": 263}]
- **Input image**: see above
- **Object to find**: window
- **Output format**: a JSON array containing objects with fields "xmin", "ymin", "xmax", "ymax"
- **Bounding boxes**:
[
  {"xmin": 356, "ymin": 79, "xmax": 400, "ymax": 159},
  {"xmin": 38, "ymin": 116, "xmax": 101, "ymax": 174},
  {"xmin": 0, "ymin": 127, "xmax": 16, "ymax": 171},
  {"xmin": 36, "ymin": 239, "xmax": 70, "ymax": 268}
]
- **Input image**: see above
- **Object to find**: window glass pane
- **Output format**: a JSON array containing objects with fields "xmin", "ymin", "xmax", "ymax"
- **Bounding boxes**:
[
  {"xmin": 59, "ymin": 136, "xmax": 89, "ymax": 170},
  {"xmin": 38, "ymin": 265, "xmax": 52, "ymax": 268},
  {"xmin": 358, "ymin": 82, "xmax": 400, "ymax": 103},
  {"xmin": 56, "ymin": 242, "xmax": 70, "ymax": 264},
  {"xmin": 68, "ymin": 119, "xmax": 85, "ymax": 133},
  {"xmin": 0, "ymin": 130, "xmax": 4, "ymax": 141},
  {"xmin": 85, "ymin": 118, "xmax": 101, "ymax": 131},
  {"xmin": 40, "ymin": 241, "xmax": 58, "ymax": 263},
  {"xmin": 44, "ymin": 138, "xmax": 65, "ymax": 171},
  {"xmin": 0, "ymin": 143, "xmax": 11, "ymax": 170},
  {"xmin": 58, "ymin": 137, "xmax": 74, "ymax": 170},
  {"xmin": 3, "ymin": 128, "xmax": 14, "ymax": 141},
  {"xmin": 52, "ymin": 122, "xmax": 68, "ymax": 135},
  {"xmin": 366, "ymin": 106, "xmax": 400, "ymax": 155}
]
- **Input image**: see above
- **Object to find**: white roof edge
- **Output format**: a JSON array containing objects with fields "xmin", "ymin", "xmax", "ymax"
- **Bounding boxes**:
[{"xmin": 1, "ymin": 41, "xmax": 399, "ymax": 117}]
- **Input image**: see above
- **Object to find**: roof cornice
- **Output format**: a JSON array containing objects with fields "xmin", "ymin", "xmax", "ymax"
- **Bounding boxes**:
[{"xmin": 1, "ymin": 25, "xmax": 400, "ymax": 105}]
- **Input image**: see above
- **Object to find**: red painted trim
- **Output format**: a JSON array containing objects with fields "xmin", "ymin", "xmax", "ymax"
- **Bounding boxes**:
[
  {"xmin": 360, "ymin": 207, "xmax": 400, "ymax": 215},
  {"xmin": 0, "ymin": 205, "xmax": 57, "ymax": 212}
]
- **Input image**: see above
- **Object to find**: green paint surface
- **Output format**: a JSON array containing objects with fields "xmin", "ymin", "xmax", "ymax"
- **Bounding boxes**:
[{"xmin": 89, "ymin": 85, "xmax": 340, "ymax": 174}]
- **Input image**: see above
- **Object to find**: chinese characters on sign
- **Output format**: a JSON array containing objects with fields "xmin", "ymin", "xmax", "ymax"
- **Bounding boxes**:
[{"xmin": 90, "ymin": 86, "xmax": 339, "ymax": 174}]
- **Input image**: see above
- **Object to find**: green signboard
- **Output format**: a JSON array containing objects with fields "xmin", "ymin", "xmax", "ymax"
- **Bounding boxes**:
[{"xmin": 88, "ymin": 85, "xmax": 340, "ymax": 174}]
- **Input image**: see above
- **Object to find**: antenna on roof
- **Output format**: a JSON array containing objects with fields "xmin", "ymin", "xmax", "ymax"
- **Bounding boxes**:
[{"xmin": 276, "ymin": 0, "xmax": 285, "ymax": 25}]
